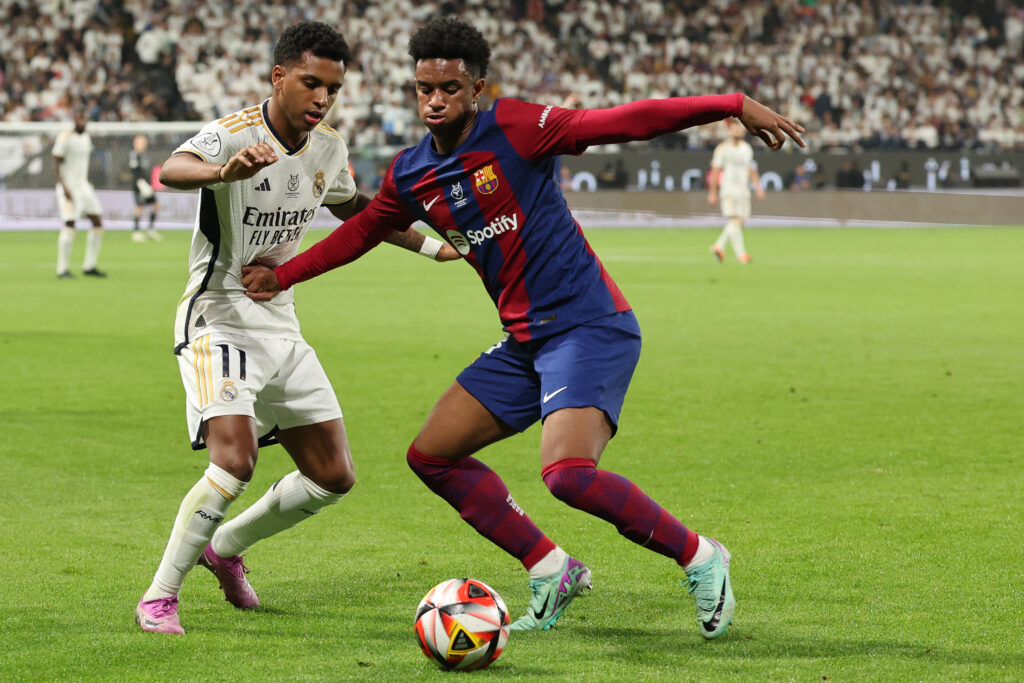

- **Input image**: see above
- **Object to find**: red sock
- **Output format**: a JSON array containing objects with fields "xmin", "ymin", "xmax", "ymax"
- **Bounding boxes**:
[
  {"xmin": 542, "ymin": 458, "xmax": 699, "ymax": 566},
  {"xmin": 407, "ymin": 445, "xmax": 555, "ymax": 569}
]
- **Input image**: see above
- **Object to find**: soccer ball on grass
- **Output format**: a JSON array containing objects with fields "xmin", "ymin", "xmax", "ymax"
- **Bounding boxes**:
[{"xmin": 414, "ymin": 578, "xmax": 510, "ymax": 671}]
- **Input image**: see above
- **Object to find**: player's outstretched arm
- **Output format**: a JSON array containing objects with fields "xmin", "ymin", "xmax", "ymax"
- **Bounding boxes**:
[
  {"xmin": 160, "ymin": 143, "xmax": 279, "ymax": 190},
  {"xmin": 382, "ymin": 229, "xmax": 461, "ymax": 261},
  {"xmin": 738, "ymin": 96, "xmax": 806, "ymax": 150},
  {"xmin": 244, "ymin": 197, "xmax": 408, "ymax": 301},
  {"xmin": 523, "ymin": 94, "xmax": 805, "ymax": 155},
  {"xmin": 328, "ymin": 192, "xmax": 460, "ymax": 261}
]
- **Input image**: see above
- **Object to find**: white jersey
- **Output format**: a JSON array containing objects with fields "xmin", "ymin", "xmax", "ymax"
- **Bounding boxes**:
[
  {"xmin": 53, "ymin": 130, "xmax": 93, "ymax": 187},
  {"xmin": 172, "ymin": 100, "xmax": 357, "ymax": 352},
  {"xmin": 710, "ymin": 140, "xmax": 755, "ymax": 197}
]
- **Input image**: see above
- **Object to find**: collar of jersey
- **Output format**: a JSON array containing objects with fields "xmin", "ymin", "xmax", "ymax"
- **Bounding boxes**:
[
  {"xmin": 424, "ymin": 109, "xmax": 485, "ymax": 160},
  {"xmin": 261, "ymin": 100, "xmax": 311, "ymax": 156}
]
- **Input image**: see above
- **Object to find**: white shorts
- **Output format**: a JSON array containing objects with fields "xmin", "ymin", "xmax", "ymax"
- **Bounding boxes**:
[
  {"xmin": 177, "ymin": 330, "xmax": 343, "ymax": 450},
  {"xmin": 721, "ymin": 193, "xmax": 751, "ymax": 219},
  {"xmin": 56, "ymin": 183, "xmax": 103, "ymax": 222}
]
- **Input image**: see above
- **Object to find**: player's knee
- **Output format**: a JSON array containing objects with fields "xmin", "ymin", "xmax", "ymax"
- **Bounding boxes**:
[
  {"xmin": 317, "ymin": 465, "xmax": 355, "ymax": 495},
  {"xmin": 542, "ymin": 470, "xmax": 575, "ymax": 502},
  {"xmin": 541, "ymin": 458, "xmax": 596, "ymax": 503},
  {"xmin": 303, "ymin": 447, "xmax": 356, "ymax": 494},
  {"xmin": 407, "ymin": 443, "xmax": 428, "ymax": 476},
  {"xmin": 213, "ymin": 451, "xmax": 257, "ymax": 482},
  {"xmin": 407, "ymin": 442, "xmax": 452, "ymax": 481}
]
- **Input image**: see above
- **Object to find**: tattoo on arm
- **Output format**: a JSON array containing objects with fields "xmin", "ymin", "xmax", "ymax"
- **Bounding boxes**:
[{"xmin": 382, "ymin": 229, "xmax": 425, "ymax": 253}]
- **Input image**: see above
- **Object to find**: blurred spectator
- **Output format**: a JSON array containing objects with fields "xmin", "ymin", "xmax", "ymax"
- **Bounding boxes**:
[
  {"xmin": 598, "ymin": 159, "xmax": 628, "ymax": 189},
  {"xmin": 891, "ymin": 161, "xmax": 913, "ymax": 189},
  {"xmin": 788, "ymin": 163, "xmax": 812, "ymax": 191},
  {"xmin": 835, "ymin": 160, "xmax": 863, "ymax": 189},
  {"xmin": 558, "ymin": 163, "xmax": 573, "ymax": 192}
]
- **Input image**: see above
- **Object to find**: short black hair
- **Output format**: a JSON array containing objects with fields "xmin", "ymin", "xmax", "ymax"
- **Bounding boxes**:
[
  {"xmin": 274, "ymin": 21, "xmax": 352, "ymax": 67},
  {"xmin": 408, "ymin": 17, "xmax": 491, "ymax": 80}
]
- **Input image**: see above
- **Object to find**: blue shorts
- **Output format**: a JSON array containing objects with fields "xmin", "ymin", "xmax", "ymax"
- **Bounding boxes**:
[{"xmin": 457, "ymin": 311, "xmax": 642, "ymax": 434}]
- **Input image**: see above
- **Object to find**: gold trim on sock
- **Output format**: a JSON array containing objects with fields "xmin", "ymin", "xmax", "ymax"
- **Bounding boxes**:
[{"xmin": 206, "ymin": 477, "xmax": 237, "ymax": 501}]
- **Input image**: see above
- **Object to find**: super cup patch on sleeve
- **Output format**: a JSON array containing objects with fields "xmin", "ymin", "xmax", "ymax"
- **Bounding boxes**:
[{"xmin": 193, "ymin": 132, "xmax": 222, "ymax": 157}]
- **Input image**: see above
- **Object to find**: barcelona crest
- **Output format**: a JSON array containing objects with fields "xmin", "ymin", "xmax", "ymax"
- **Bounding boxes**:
[
  {"xmin": 313, "ymin": 170, "xmax": 325, "ymax": 198},
  {"xmin": 473, "ymin": 165, "xmax": 499, "ymax": 195}
]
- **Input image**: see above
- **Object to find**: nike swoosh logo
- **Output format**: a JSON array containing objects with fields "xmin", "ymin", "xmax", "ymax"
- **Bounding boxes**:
[
  {"xmin": 700, "ymin": 580, "xmax": 727, "ymax": 632},
  {"xmin": 422, "ymin": 195, "xmax": 441, "ymax": 211},
  {"xmin": 543, "ymin": 386, "xmax": 568, "ymax": 403},
  {"xmin": 143, "ymin": 617, "xmax": 163, "ymax": 627}
]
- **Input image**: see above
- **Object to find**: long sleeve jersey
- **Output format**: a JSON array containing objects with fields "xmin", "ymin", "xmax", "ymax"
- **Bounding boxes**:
[{"xmin": 275, "ymin": 94, "xmax": 744, "ymax": 342}]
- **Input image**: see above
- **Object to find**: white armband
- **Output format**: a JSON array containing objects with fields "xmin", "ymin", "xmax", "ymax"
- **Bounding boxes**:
[{"xmin": 419, "ymin": 235, "xmax": 444, "ymax": 260}]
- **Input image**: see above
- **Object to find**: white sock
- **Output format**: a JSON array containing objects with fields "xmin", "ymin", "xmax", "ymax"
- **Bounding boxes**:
[
  {"xmin": 83, "ymin": 227, "xmax": 103, "ymax": 270},
  {"xmin": 725, "ymin": 219, "xmax": 746, "ymax": 257},
  {"xmin": 528, "ymin": 546, "xmax": 568, "ymax": 580},
  {"xmin": 714, "ymin": 224, "xmax": 728, "ymax": 250},
  {"xmin": 57, "ymin": 227, "xmax": 74, "ymax": 274},
  {"xmin": 684, "ymin": 536, "xmax": 715, "ymax": 572},
  {"xmin": 143, "ymin": 464, "xmax": 247, "ymax": 601},
  {"xmin": 212, "ymin": 470, "xmax": 345, "ymax": 557}
]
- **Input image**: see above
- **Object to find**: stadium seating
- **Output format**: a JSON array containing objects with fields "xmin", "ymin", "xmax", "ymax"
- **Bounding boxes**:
[{"xmin": 2, "ymin": 0, "xmax": 1022, "ymax": 151}]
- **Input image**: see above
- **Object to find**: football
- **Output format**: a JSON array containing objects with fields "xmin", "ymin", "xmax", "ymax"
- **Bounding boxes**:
[{"xmin": 414, "ymin": 578, "xmax": 511, "ymax": 671}]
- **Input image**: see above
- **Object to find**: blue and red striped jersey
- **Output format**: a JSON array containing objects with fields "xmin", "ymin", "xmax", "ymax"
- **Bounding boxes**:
[
  {"xmin": 275, "ymin": 94, "xmax": 746, "ymax": 342},
  {"xmin": 386, "ymin": 98, "xmax": 629, "ymax": 341}
]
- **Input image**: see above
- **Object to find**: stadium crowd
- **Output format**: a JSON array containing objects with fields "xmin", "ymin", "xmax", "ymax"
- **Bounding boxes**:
[{"xmin": 1, "ymin": 0, "xmax": 1022, "ymax": 152}]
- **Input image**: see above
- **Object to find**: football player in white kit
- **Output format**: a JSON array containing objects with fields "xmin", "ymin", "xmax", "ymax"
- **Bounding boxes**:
[
  {"xmin": 708, "ymin": 120, "xmax": 765, "ymax": 264},
  {"xmin": 54, "ymin": 109, "xmax": 106, "ymax": 278},
  {"xmin": 136, "ymin": 21, "xmax": 456, "ymax": 634}
]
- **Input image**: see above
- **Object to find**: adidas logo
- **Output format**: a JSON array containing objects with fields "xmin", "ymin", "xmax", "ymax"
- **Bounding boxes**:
[{"xmin": 254, "ymin": 178, "xmax": 271, "ymax": 191}]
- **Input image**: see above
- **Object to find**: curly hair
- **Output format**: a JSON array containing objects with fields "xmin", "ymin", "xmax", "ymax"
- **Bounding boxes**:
[
  {"xmin": 408, "ymin": 17, "xmax": 491, "ymax": 79},
  {"xmin": 274, "ymin": 21, "xmax": 352, "ymax": 67}
]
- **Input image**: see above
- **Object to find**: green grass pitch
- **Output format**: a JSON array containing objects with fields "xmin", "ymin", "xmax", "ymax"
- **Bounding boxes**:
[{"xmin": 1, "ymin": 225, "xmax": 1022, "ymax": 681}]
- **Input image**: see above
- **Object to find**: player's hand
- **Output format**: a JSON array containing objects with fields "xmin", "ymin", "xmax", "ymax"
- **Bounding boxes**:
[
  {"xmin": 221, "ymin": 142, "xmax": 279, "ymax": 183},
  {"xmin": 707, "ymin": 191, "xmax": 718, "ymax": 206},
  {"xmin": 241, "ymin": 263, "xmax": 282, "ymax": 301},
  {"xmin": 739, "ymin": 96, "xmax": 806, "ymax": 150},
  {"xmin": 755, "ymin": 187, "xmax": 766, "ymax": 200},
  {"xmin": 435, "ymin": 243, "xmax": 462, "ymax": 261}
]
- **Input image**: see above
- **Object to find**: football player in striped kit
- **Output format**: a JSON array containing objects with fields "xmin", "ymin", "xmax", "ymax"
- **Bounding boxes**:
[
  {"xmin": 135, "ymin": 21, "xmax": 456, "ymax": 634},
  {"xmin": 243, "ymin": 18, "xmax": 803, "ymax": 640}
]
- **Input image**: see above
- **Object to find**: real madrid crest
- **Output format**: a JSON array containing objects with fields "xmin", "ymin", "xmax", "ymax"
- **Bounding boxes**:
[
  {"xmin": 220, "ymin": 380, "xmax": 238, "ymax": 402},
  {"xmin": 473, "ymin": 165, "xmax": 499, "ymax": 195},
  {"xmin": 313, "ymin": 170, "xmax": 326, "ymax": 198}
]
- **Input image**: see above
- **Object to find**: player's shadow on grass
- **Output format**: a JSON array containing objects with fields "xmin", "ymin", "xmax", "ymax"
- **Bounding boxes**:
[{"xmin": 570, "ymin": 626, "xmax": 1010, "ymax": 667}]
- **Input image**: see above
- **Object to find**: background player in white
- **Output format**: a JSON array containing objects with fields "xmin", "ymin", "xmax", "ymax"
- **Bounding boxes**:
[
  {"xmin": 136, "ymin": 21, "xmax": 456, "ymax": 635},
  {"xmin": 708, "ymin": 119, "xmax": 765, "ymax": 264},
  {"xmin": 129, "ymin": 134, "xmax": 161, "ymax": 242},
  {"xmin": 54, "ymin": 109, "xmax": 106, "ymax": 278}
]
